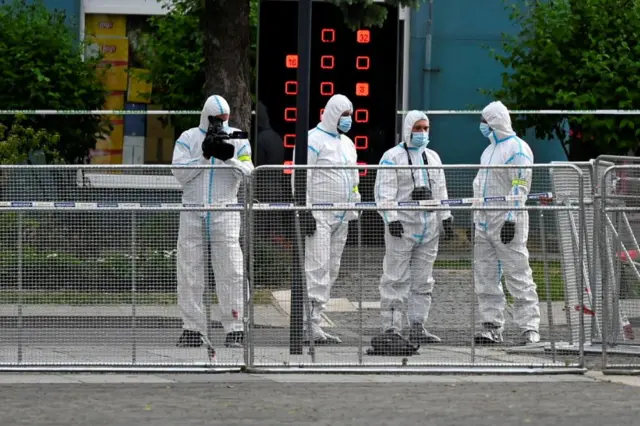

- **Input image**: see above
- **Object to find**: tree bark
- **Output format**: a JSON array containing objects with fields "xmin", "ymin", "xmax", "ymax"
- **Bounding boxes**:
[{"xmin": 202, "ymin": 0, "xmax": 252, "ymax": 132}]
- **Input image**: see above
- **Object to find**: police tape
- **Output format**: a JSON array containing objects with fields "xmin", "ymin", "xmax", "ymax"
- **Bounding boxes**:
[
  {"xmin": 1, "ymin": 109, "xmax": 640, "ymax": 115},
  {"xmin": 0, "ymin": 193, "xmax": 553, "ymax": 211}
]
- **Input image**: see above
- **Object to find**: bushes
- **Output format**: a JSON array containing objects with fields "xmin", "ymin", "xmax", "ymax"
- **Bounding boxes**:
[
  {"xmin": 0, "ymin": 118, "xmax": 62, "ymax": 165},
  {"xmin": 0, "ymin": 244, "xmax": 292, "ymax": 292},
  {"xmin": 0, "ymin": 247, "xmax": 177, "ymax": 292},
  {"xmin": 0, "ymin": 0, "xmax": 109, "ymax": 163}
]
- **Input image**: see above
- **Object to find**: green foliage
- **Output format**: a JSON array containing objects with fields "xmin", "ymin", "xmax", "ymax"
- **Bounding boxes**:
[
  {"xmin": 0, "ymin": 116, "xmax": 62, "ymax": 165},
  {"xmin": 486, "ymin": 0, "xmax": 640, "ymax": 156},
  {"xmin": 139, "ymin": 0, "xmax": 422, "ymax": 134},
  {"xmin": 0, "ymin": 0, "xmax": 110, "ymax": 163},
  {"xmin": 137, "ymin": 0, "xmax": 206, "ymax": 133},
  {"xmin": 139, "ymin": 0, "xmax": 260, "ymax": 133},
  {"xmin": 330, "ymin": 0, "xmax": 426, "ymax": 29}
]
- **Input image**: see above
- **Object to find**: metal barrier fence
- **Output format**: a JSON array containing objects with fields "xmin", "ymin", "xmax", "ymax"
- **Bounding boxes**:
[
  {"xmin": 249, "ymin": 163, "xmax": 585, "ymax": 373},
  {"xmin": 597, "ymin": 159, "xmax": 640, "ymax": 373},
  {"xmin": 0, "ymin": 164, "xmax": 248, "ymax": 372},
  {"xmin": 0, "ymin": 163, "xmax": 588, "ymax": 373}
]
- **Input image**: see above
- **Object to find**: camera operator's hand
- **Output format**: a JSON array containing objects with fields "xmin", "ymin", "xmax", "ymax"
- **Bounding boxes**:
[
  {"xmin": 442, "ymin": 217, "xmax": 454, "ymax": 241},
  {"xmin": 202, "ymin": 116, "xmax": 236, "ymax": 161},
  {"xmin": 298, "ymin": 211, "xmax": 316, "ymax": 236},
  {"xmin": 202, "ymin": 132, "xmax": 235, "ymax": 161},
  {"xmin": 500, "ymin": 221, "xmax": 516, "ymax": 245},
  {"xmin": 388, "ymin": 221, "xmax": 404, "ymax": 238}
]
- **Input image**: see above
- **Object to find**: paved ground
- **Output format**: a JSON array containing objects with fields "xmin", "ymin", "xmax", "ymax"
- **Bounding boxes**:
[
  {"xmin": 1, "ymin": 247, "xmax": 640, "ymax": 369},
  {"xmin": 0, "ymin": 372, "xmax": 639, "ymax": 425}
]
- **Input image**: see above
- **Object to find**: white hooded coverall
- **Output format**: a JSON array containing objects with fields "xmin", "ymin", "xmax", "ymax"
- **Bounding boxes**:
[
  {"xmin": 171, "ymin": 95, "xmax": 254, "ymax": 335},
  {"xmin": 473, "ymin": 101, "xmax": 540, "ymax": 333},
  {"xmin": 292, "ymin": 94, "xmax": 360, "ymax": 337},
  {"xmin": 375, "ymin": 111, "xmax": 451, "ymax": 332}
]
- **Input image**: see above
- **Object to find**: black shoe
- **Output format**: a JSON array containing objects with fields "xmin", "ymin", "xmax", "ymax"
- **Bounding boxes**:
[
  {"xmin": 409, "ymin": 323, "xmax": 442, "ymax": 344},
  {"xmin": 224, "ymin": 331, "xmax": 244, "ymax": 348},
  {"xmin": 366, "ymin": 330, "xmax": 420, "ymax": 356},
  {"xmin": 176, "ymin": 330, "xmax": 203, "ymax": 348}
]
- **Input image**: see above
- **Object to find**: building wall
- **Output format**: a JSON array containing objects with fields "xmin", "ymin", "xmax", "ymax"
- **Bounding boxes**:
[
  {"xmin": 409, "ymin": 0, "xmax": 568, "ymax": 165},
  {"xmin": 40, "ymin": 0, "xmax": 81, "ymax": 39}
]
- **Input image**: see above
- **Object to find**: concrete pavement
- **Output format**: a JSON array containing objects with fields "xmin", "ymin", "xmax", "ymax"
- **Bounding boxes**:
[{"xmin": 0, "ymin": 372, "xmax": 638, "ymax": 426}]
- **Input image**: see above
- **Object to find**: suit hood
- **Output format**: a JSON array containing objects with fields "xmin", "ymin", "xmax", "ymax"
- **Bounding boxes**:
[
  {"xmin": 482, "ymin": 101, "xmax": 516, "ymax": 141},
  {"xmin": 318, "ymin": 94, "xmax": 353, "ymax": 134},
  {"xmin": 199, "ymin": 94, "xmax": 230, "ymax": 131},
  {"xmin": 402, "ymin": 110, "xmax": 429, "ymax": 147}
]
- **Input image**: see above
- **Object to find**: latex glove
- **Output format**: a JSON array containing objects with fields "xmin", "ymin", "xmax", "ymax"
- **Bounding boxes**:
[
  {"xmin": 442, "ymin": 217, "xmax": 454, "ymax": 241},
  {"xmin": 203, "ymin": 138, "xmax": 235, "ymax": 161},
  {"xmin": 298, "ymin": 211, "xmax": 316, "ymax": 236},
  {"xmin": 500, "ymin": 221, "xmax": 516, "ymax": 244},
  {"xmin": 388, "ymin": 221, "xmax": 404, "ymax": 238}
]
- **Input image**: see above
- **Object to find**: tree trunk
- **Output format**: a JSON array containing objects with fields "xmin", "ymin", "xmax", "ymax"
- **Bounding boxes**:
[{"xmin": 202, "ymin": 0, "xmax": 252, "ymax": 132}]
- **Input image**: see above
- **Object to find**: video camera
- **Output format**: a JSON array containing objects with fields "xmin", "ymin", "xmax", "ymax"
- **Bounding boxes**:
[{"xmin": 202, "ymin": 116, "xmax": 249, "ymax": 161}]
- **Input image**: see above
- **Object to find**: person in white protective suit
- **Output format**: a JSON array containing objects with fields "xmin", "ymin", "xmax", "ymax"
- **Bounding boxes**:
[
  {"xmin": 368, "ymin": 111, "xmax": 454, "ymax": 355},
  {"xmin": 171, "ymin": 94, "xmax": 254, "ymax": 349},
  {"xmin": 473, "ymin": 100, "xmax": 541, "ymax": 345},
  {"xmin": 292, "ymin": 94, "xmax": 360, "ymax": 344}
]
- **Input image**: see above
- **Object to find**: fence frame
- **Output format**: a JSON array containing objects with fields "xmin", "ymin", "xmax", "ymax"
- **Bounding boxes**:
[
  {"xmin": 0, "ymin": 164, "xmax": 248, "ymax": 373},
  {"xmin": 0, "ymin": 163, "xmax": 587, "ymax": 373},
  {"xmin": 599, "ymin": 163, "xmax": 640, "ymax": 374},
  {"xmin": 246, "ymin": 163, "xmax": 586, "ymax": 374}
]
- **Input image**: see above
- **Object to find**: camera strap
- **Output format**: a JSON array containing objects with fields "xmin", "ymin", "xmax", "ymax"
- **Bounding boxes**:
[{"xmin": 402, "ymin": 143, "xmax": 430, "ymax": 188}]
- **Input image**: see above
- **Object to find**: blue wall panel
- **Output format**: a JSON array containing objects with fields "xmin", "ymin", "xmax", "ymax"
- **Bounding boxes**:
[
  {"xmin": 410, "ymin": 0, "xmax": 567, "ymax": 165},
  {"xmin": 38, "ymin": 0, "xmax": 81, "ymax": 40}
]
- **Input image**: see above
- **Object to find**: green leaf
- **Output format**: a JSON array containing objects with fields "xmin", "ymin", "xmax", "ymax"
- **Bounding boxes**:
[
  {"xmin": 481, "ymin": 0, "xmax": 640, "ymax": 158},
  {"xmin": 0, "ymin": 0, "xmax": 108, "ymax": 163}
]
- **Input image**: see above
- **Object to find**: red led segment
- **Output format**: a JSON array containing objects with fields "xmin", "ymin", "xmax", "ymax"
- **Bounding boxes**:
[
  {"xmin": 355, "ymin": 109, "xmax": 369, "ymax": 123},
  {"xmin": 284, "ymin": 134, "xmax": 296, "ymax": 148},
  {"xmin": 357, "ymin": 161, "xmax": 368, "ymax": 177},
  {"xmin": 357, "ymin": 30, "xmax": 370, "ymax": 44},
  {"xmin": 355, "ymin": 83, "xmax": 370, "ymax": 97},
  {"xmin": 285, "ymin": 81, "xmax": 298, "ymax": 95},
  {"xmin": 321, "ymin": 55, "xmax": 335, "ymax": 69},
  {"xmin": 356, "ymin": 56, "xmax": 370, "ymax": 70},
  {"xmin": 283, "ymin": 160, "xmax": 293, "ymax": 175},
  {"xmin": 321, "ymin": 28, "xmax": 335, "ymax": 43},
  {"xmin": 285, "ymin": 54, "xmax": 298, "ymax": 68},
  {"xmin": 320, "ymin": 82, "xmax": 334, "ymax": 96},
  {"xmin": 319, "ymin": 108, "xmax": 325, "ymax": 120},
  {"xmin": 284, "ymin": 107, "xmax": 297, "ymax": 122},
  {"xmin": 354, "ymin": 136, "xmax": 369, "ymax": 150}
]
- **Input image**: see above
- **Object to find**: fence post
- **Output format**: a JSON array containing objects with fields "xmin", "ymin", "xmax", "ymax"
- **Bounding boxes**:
[
  {"xmin": 538, "ymin": 208, "xmax": 556, "ymax": 362},
  {"xmin": 131, "ymin": 211, "xmax": 138, "ymax": 364},
  {"xmin": 578, "ymin": 170, "xmax": 586, "ymax": 366},
  {"xmin": 17, "ymin": 211, "xmax": 24, "ymax": 364},
  {"xmin": 357, "ymin": 212, "xmax": 363, "ymax": 365},
  {"xmin": 243, "ymin": 173, "xmax": 252, "ymax": 368}
]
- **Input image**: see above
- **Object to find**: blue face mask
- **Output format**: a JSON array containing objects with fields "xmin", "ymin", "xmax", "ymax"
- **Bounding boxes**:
[
  {"xmin": 479, "ymin": 122, "xmax": 492, "ymax": 138},
  {"xmin": 411, "ymin": 132, "xmax": 429, "ymax": 147},
  {"xmin": 338, "ymin": 116, "xmax": 352, "ymax": 133}
]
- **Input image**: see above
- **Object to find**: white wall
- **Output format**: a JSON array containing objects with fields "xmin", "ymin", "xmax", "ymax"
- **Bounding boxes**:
[{"xmin": 83, "ymin": 0, "xmax": 172, "ymax": 16}]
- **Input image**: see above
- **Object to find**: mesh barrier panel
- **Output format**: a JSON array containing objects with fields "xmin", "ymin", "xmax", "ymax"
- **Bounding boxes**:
[
  {"xmin": 248, "ymin": 164, "xmax": 584, "ymax": 370},
  {"xmin": 596, "ymin": 156, "xmax": 640, "ymax": 371},
  {"xmin": 0, "ymin": 162, "xmax": 592, "ymax": 372}
]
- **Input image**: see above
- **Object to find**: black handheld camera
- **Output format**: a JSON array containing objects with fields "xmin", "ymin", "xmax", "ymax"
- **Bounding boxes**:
[{"xmin": 202, "ymin": 116, "xmax": 248, "ymax": 161}]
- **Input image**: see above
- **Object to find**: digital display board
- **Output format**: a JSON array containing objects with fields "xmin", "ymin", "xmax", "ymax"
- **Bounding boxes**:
[{"xmin": 256, "ymin": 0, "xmax": 400, "ymax": 180}]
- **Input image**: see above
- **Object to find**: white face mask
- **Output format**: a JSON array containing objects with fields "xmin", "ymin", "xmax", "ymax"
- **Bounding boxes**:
[
  {"xmin": 338, "ymin": 116, "xmax": 352, "ymax": 133},
  {"xmin": 411, "ymin": 132, "xmax": 429, "ymax": 147},
  {"xmin": 479, "ymin": 122, "xmax": 492, "ymax": 138}
]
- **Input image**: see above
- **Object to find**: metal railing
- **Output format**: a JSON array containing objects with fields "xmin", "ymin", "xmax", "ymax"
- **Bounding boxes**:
[
  {"xmin": 597, "ymin": 160, "xmax": 640, "ymax": 373},
  {"xmin": 0, "ymin": 163, "xmax": 594, "ymax": 373}
]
